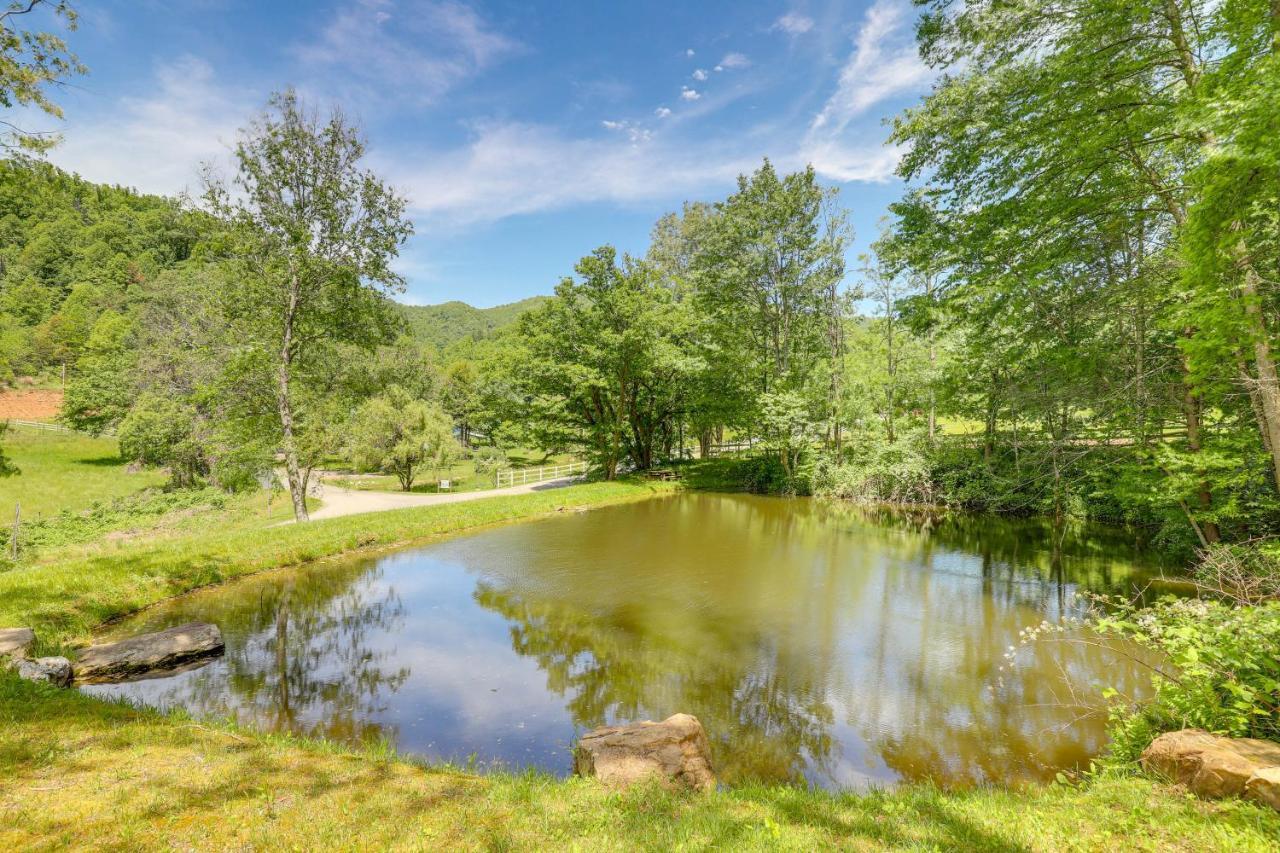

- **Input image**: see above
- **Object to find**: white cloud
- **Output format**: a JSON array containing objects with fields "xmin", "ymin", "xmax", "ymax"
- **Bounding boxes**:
[
  {"xmin": 692, "ymin": 68, "xmax": 708, "ymax": 81},
  {"xmin": 600, "ymin": 119, "xmax": 653, "ymax": 144},
  {"xmin": 810, "ymin": 0, "xmax": 931, "ymax": 129},
  {"xmin": 773, "ymin": 12, "xmax": 815, "ymax": 35},
  {"xmin": 685, "ymin": 48, "xmax": 695, "ymax": 57},
  {"xmin": 387, "ymin": 120, "xmax": 758, "ymax": 224},
  {"xmin": 293, "ymin": 0, "xmax": 520, "ymax": 105},
  {"xmin": 680, "ymin": 86, "xmax": 701, "ymax": 101},
  {"xmin": 46, "ymin": 56, "xmax": 253, "ymax": 197},
  {"xmin": 802, "ymin": 0, "xmax": 933, "ymax": 183},
  {"xmin": 718, "ymin": 52, "xmax": 750, "ymax": 69},
  {"xmin": 654, "ymin": 106, "xmax": 672, "ymax": 118}
]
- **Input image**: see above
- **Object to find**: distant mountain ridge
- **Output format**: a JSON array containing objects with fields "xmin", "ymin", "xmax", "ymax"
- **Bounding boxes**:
[{"xmin": 396, "ymin": 296, "xmax": 548, "ymax": 349}]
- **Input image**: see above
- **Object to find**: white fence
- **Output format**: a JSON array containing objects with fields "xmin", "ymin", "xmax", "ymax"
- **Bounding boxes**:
[
  {"xmin": 495, "ymin": 460, "xmax": 590, "ymax": 489},
  {"xmin": 6, "ymin": 419, "xmax": 115, "ymax": 436}
]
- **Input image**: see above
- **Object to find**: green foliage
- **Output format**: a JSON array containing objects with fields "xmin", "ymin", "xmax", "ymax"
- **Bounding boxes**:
[
  {"xmin": 349, "ymin": 387, "xmax": 458, "ymax": 491},
  {"xmin": 0, "ymin": 487, "xmax": 229, "ymax": 555},
  {"xmin": 0, "ymin": 1, "xmax": 86, "ymax": 153},
  {"xmin": 398, "ymin": 297, "xmax": 547, "ymax": 350},
  {"xmin": 815, "ymin": 431, "xmax": 936, "ymax": 506},
  {"xmin": 0, "ymin": 421, "xmax": 17, "ymax": 476},
  {"xmin": 1094, "ymin": 594, "xmax": 1280, "ymax": 764}
]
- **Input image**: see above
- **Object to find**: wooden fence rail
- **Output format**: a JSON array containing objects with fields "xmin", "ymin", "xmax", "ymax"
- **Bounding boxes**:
[
  {"xmin": 6, "ymin": 419, "xmax": 114, "ymax": 436},
  {"xmin": 494, "ymin": 460, "xmax": 590, "ymax": 489}
]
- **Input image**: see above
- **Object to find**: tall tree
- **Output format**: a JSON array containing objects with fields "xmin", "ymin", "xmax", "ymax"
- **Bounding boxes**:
[{"xmin": 203, "ymin": 90, "xmax": 412, "ymax": 521}]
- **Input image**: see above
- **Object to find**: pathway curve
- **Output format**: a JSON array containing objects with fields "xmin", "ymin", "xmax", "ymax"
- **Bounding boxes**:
[{"xmin": 302, "ymin": 474, "xmax": 584, "ymax": 522}]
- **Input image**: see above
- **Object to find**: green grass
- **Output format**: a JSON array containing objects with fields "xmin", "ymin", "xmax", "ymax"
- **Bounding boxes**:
[
  {"xmin": 0, "ymin": 426, "xmax": 167, "ymax": 521},
  {"xmin": 0, "ymin": 477, "xmax": 677, "ymax": 652},
  {"xmin": 3, "ymin": 673, "xmax": 1277, "ymax": 851}
]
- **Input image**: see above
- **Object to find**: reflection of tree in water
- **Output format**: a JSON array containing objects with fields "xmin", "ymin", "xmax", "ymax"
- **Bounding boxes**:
[
  {"xmin": 474, "ymin": 494, "xmax": 1168, "ymax": 787},
  {"xmin": 127, "ymin": 559, "xmax": 411, "ymax": 745},
  {"xmin": 833, "ymin": 503, "xmax": 1163, "ymax": 785},
  {"xmin": 474, "ymin": 582, "xmax": 835, "ymax": 785}
]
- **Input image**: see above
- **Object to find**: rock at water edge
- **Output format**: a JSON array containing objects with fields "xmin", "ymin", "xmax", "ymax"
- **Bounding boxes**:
[
  {"xmin": 574, "ymin": 713, "xmax": 715, "ymax": 792},
  {"xmin": 16, "ymin": 656, "xmax": 73, "ymax": 688},
  {"xmin": 1141, "ymin": 729, "xmax": 1280, "ymax": 805},
  {"xmin": 75, "ymin": 622, "xmax": 224, "ymax": 684}
]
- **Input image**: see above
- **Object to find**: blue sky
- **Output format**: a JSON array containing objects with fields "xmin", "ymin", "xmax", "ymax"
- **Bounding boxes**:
[{"xmin": 38, "ymin": 0, "xmax": 933, "ymax": 307}]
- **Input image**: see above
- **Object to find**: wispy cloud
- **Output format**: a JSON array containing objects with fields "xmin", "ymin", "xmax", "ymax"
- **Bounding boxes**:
[
  {"xmin": 654, "ymin": 106, "xmax": 672, "ymax": 118},
  {"xmin": 293, "ymin": 0, "xmax": 521, "ymax": 106},
  {"xmin": 803, "ymin": 0, "xmax": 932, "ymax": 182},
  {"xmin": 772, "ymin": 12, "xmax": 814, "ymax": 35},
  {"xmin": 387, "ymin": 120, "xmax": 759, "ymax": 225},
  {"xmin": 718, "ymin": 52, "xmax": 750, "ymax": 69},
  {"xmin": 47, "ymin": 56, "xmax": 252, "ymax": 196}
]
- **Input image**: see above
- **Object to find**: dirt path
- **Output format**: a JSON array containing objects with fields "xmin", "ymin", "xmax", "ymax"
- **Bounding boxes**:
[{"xmin": 302, "ymin": 475, "xmax": 584, "ymax": 521}]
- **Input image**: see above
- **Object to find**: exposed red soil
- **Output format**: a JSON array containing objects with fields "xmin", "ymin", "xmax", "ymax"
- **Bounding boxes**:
[{"xmin": 0, "ymin": 389, "xmax": 63, "ymax": 420}]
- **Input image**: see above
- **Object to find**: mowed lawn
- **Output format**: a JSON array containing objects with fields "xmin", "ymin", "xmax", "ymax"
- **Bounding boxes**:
[{"xmin": 0, "ymin": 427, "xmax": 166, "ymax": 520}]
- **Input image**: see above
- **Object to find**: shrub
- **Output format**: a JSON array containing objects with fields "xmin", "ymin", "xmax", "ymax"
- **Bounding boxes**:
[
  {"xmin": 1091, "ymin": 591, "xmax": 1280, "ymax": 764},
  {"xmin": 815, "ymin": 432, "xmax": 935, "ymax": 505}
]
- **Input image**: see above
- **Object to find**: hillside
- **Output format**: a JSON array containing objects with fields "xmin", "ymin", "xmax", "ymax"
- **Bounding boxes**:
[{"xmin": 397, "ymin": 296, "xmax": 548, "ymax": 349}]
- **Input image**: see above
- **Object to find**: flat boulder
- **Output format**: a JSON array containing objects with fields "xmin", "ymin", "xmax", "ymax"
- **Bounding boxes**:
[
  {"xmin": 0, "ymin": 627, "xmax": 35, "ymax": 658},
  {"xmin": 15, "ymin": 656, "xmax": 72, "ymax": 688},
  {"xmin": 75, "ymin": 622, "xmax": 224, "ymax": 684},
  {"xmin": 574, "ymin": 713, "xmax": 715, "ymax": 792},
  {"xmin": 1141, "ymin": 729, "xmax": 1280, "ymax": 810}
]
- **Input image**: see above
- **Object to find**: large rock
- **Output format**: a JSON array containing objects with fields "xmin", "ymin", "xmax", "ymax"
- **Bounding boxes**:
[
  {"xmin": 1141, "ymin": 729, "xmax": 1280, "ymax": 810},
  {"xmin": 74, "ymin": 622, "xmax": 224, "ymax": 684},
  {"xmin": 574, "ymin": 713, "xmax": 715, "ymax": 792},
  {"xmin": 15, "ymin": 656, "xmax": 72, "ymax": 688},
  {"xmin": 0, "ymin": 627, "xmax": 35, "ymax": 658}
]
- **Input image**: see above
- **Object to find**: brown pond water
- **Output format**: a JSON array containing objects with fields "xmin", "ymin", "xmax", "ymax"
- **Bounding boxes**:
[{"xmin": 83, "ymin": 492, "xmax": 1176, "ymax": 789}]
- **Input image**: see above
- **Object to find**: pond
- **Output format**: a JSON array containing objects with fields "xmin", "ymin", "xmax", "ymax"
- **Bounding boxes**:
[{"xmin": 83, "ymin": 492, "xmax": 1177, "ymax": 790}]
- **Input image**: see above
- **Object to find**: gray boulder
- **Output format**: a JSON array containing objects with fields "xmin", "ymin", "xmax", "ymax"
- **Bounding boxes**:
[
  {"xmin": 75, "ymin": 622, "xmax": 224, "ymax": 684},
  {"xmin": 0, "ymin": 627, "xmax": 35, "ymax": 658},
  {"xmin": 16, "ymin": 656, "xmax": 73, "ymax": 688},
  {"xmin": 574, "ymin": 713, "xmax": 715, "ymax": 792}
]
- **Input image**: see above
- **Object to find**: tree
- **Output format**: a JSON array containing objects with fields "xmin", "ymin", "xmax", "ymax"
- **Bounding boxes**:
[
  {"xmin": 0, "ymin": 0, "xmax": 85, "ymax": 152},
  {"xmin": 516, "ymin": 246, "xmax": 691, "ymax": 477},
  {"xmin": 349, "ymin": 387, "xmax": 457, "ymax": 491},
  {"xmin": 203, "ymin": 90, "xmax": 413, "ymax": 521},
  {"xmin": 692, "ymin": 160, "xmax": 851, "ymax": 443}
]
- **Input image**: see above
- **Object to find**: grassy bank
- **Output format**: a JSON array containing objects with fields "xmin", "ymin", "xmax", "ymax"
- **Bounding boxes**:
[
  {"xmin": 0, "ymin": 478, "xmax": 676, "ymax": 652},
  {"xmin": 3, "ymin": 674, "xmax": 1278, "ymax": 851}
]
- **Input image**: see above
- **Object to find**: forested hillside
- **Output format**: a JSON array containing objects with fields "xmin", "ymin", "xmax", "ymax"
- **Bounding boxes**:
[{"xmin": 399, "ymin": 297, "xmax": 547, "ymax": 349}]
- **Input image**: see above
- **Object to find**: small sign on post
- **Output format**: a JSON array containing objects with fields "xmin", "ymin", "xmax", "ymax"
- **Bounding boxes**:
[{"xmin": 439, "ymin": 479, "xmax": 452, "ymax": 492}]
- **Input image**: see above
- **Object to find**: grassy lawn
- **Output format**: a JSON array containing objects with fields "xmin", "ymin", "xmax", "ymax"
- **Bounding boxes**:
[
  {"xmin": 326, "ymin": 447, "xmax": 577, "ymax": 495},
  {"xmin": 0, "ymin": 426, "xmax": 167, "ymax": 521},
  {"xmin": 3, "ymin": 675, "xmax": 1277, "ymax": 851}
]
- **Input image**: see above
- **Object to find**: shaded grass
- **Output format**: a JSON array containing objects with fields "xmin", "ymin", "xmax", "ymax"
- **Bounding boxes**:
[
  {"xmin": 0, "ymin": 427, "xmax": 166, "ymax": 520},
  {"xmin": 0, "ymin": 478, "xmax": 676, "ymax": 652},
  {"xmin": 3, "ymin": 672, "xmax": 1277, "ymax": 851}
]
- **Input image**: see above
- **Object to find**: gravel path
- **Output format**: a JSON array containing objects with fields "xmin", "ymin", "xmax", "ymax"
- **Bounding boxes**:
[{"xmin": 302, "ymin": 475, "xmax": 584, "ymax": 521}]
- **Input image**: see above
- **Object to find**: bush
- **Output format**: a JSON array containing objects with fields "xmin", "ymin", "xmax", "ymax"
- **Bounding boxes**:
[
  {"xmin": 1091, "ymin": 591, "xmax": 1280, "ymax": 764},
  {"xmin": 736, "ymin": 453, "xmax": 811, "ymax": 496},
  {"xmin": 815, "ymin": 432, "xmax": 935, "ymax": 505},
  {"xmin": 470, "ymin": 446, "xmax": 506, "ymax": 476}
]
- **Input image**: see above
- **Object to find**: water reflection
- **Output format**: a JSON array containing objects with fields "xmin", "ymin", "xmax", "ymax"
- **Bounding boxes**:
[{"xmin": 84, "ymin": 493, "xmax": 1174, "ymax": 789}]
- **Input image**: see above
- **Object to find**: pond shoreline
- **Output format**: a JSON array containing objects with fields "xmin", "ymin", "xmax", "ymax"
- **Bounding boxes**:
[{"xmin": 4, "ymin": 480, "xmax": 1279, "ymax": 848}]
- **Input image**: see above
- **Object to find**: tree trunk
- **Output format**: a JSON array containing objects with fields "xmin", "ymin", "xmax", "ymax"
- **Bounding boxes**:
[
  {"xmin": 1236, "ymin": 242, "xmax": 1280, "ymax": 492},
  {"xmin": 277, "ymin": 281, "xmax": 308, "ymax": 522}
]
